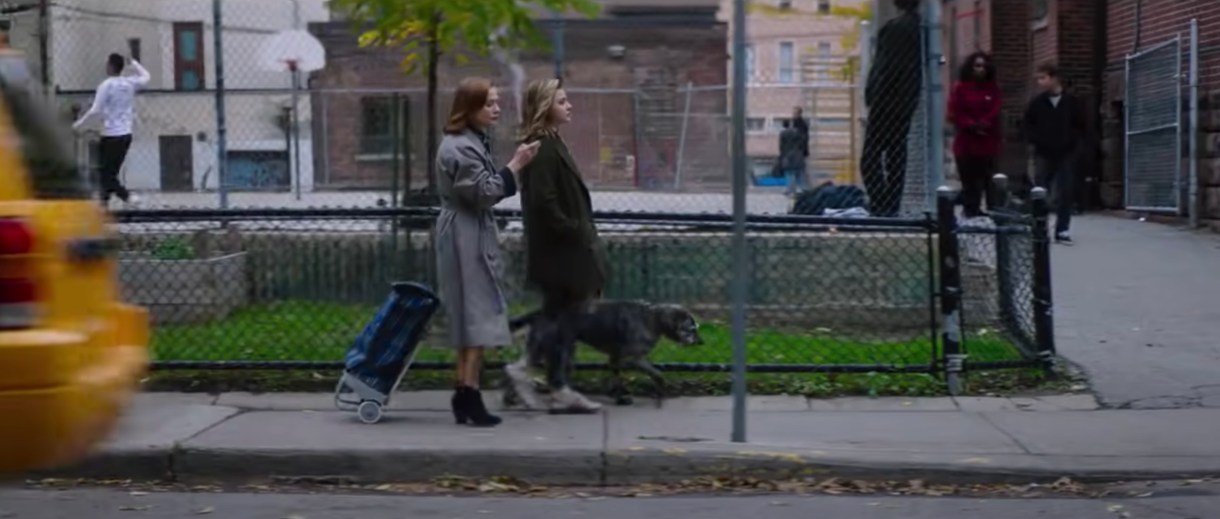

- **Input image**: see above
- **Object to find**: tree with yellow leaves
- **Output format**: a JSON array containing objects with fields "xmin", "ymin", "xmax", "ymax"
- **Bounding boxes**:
[{"xmin": 329, "ymin": 0, "xmax": 600, "ymax": 194}]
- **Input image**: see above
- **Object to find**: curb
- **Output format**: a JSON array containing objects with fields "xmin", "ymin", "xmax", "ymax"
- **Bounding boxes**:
[{"xmin": 36, "ymin": 445, "xmax": 1220, "ymax": 486}]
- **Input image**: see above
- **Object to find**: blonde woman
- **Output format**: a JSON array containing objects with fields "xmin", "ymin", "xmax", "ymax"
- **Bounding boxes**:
[
  {"xmin": 435, "ymin": 77, "xmax": 540, "ymax": 427},
  {"xmin": 508, "ymin": 78, "xmax": 608, "ymax": 414}
]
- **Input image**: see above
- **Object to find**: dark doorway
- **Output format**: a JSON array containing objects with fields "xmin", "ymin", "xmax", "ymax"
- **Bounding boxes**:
[{"xmin": 159, "ymin": 135, "xmax": 194, "ymax": 191}]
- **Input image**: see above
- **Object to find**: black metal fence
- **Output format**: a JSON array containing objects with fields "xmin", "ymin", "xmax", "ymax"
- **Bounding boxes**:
[{"xmin": 112, "ymin": 176, "xmax": 1054, "ymax": 392}]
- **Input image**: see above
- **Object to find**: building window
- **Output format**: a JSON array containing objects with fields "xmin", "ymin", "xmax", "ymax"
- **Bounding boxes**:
[
  {"xmin": 172, "ymin": 22, "xmax": 205, "ymax": 91},
  {"xmin": 127, "ymin": 38, "xmax": 142, "ymax": 62},
  {"xmin": 778, "ymin": 0, "xmax": 793, "ymax": 9},
  {"xmin": 744, "ymin": 44, "xmax": 756, "ymax": 81},
  {"xmin": 769, "ymin": 117, "xmax": 790, "ymax": 133},
  {"xmin": 816, "ymin": 41, "xmax": 832, "ymax": 80},
  {"xmin": 816, "ymin": 117, "xmax": 851, "ymax": 127},
  {"xmin": 778, "ymin": 41, "xmax": 795, "ymax": 84},
  {"xmin": 746, "ymin": 117, "xmax": 766, "ymax": 132},
  {"xmin": 817, "ymin": 0, "xmax": 831, "ymax": 14},
  {"xmin": 360, "ymin": 96, "xmax": 409, "ymax": 157}
]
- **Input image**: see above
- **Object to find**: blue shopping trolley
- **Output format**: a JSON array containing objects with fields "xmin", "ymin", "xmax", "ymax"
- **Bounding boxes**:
[{"xmin": 334, "ymin": 282, "xmax": 441, "ymax": 424}]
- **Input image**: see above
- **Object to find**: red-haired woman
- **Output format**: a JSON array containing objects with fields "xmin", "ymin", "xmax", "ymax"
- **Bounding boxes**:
[
  {"xmin": 949, "ymin": 51, "xmax": 1003, "ymax": 217},
  {"xmin": 434, "ymin": 77, "xmax": 540, "ymax": 427}
]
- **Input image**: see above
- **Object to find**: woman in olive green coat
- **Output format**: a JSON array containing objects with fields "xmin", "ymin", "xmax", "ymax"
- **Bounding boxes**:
[{"xmin": 510, "ymin": 78, "xmax": 608, "ymax": 414}]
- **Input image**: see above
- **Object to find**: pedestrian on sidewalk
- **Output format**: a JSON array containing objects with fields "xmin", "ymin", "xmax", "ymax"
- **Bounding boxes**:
[
  {"xmin": 513, "ymin": 78, "xmax": 608, "ymax": 414},
  {"xmin": 779, "ymin": 119, "xmax": 807, "ymax": 197},
  {"xmin": 1022, "ymin": 62, "xmax": 1085, "ymax": 244},
  {"xmin": 861, "ymin": 0, "xmax": 922, "ymax": 217},
  {"xmin": 435, "ymin": 77, "xmax": 541, "ymax": 427},
  {"xmin": 948, "ymin": 51, "xmax": 1003, "ymax": 218},
  {"xmin": 71, "ymin": 52, "xmax": 149, "ymax": 209}
]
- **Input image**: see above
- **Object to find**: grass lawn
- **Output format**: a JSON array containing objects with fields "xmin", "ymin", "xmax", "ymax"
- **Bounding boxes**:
[
  {"xmin": 152, "ymin": 300, "xmax": 1022, "ymax": 367},
  {"xmin": 146, "ymin": 301, "xmax": 1048, "ymax": 397}
]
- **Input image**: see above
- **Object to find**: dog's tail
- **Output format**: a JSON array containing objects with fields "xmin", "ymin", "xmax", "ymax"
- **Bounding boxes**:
[{"xmin": 508, "ymin": 308, "xmax": 543, "ymax": 333}]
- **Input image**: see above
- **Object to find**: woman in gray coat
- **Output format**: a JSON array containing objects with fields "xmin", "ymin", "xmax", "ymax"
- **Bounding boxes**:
[{"xmin": 435, "ymin": 77, "xmax": 539, "ymax": 427}]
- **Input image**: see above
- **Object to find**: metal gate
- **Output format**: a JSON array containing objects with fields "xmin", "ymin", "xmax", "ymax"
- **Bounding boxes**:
[{"xmin": 1124, "ymin": 37, "xmax": 1183, "ymax": 213}]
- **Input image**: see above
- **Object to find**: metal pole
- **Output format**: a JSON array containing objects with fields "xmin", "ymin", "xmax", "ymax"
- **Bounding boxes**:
[
  {"xmin": 1030, "ymin": 187, "xmax": 1056, "ymax": 367},
  {"xmin": 936, "ymin": 186, "xmax": 964, "ymax": 395},
  {"xmin": 857, "ymin": 20, "xmax": 871, "ymax": 186},
  {"xmin": 213, "ymin": 0, "xmax": 229, "ymax": 209},
  {"xmin": 1188, "ymin": 19, "xmax": 1199, "ymax": 228},
  {"xmin": 729, "ymin": 0, "xmax": 748, "ymax": 444},
  {"xmin": 924, "ymin": 0, "xmax": 946, "ymax": 211},
  {"xmin": 673, "ymin": 81, "xmax": 694, "ymax": 189},
  {"xmin": 292, "ymin": 67, "xmax": 302, "ymax": 201},
  {"xmin": 552, "ymin": 14, "xmax": 565, "ymax": 78},
  {"xmin": 38, "ymin": 0, "xmax": 50, "ymax": 96}
]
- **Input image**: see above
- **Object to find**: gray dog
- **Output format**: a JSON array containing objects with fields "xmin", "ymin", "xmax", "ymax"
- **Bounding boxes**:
[{"xmin": 504, "ymin": 300, "xmax": 704, "ymax": 410}]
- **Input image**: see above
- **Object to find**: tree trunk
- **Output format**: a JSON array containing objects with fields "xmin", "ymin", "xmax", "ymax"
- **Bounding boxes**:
[{"xmin": 424, "ymin": 11, "xmax": 441, "ymax": 195}]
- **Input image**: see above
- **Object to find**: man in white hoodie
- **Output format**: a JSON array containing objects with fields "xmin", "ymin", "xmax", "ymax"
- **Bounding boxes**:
[{"xmin": 72, "ymin": 52, "xmax": 150, "ymax": 207}]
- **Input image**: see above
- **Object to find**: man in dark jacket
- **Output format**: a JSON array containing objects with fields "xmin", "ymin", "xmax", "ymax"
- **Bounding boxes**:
[
  {"xmin": 861, "ymin": 0, "xmax": 922, "ymax": 217},
  {"xmin": 1023, "ymin": 62, "xmax": 1086, "ymax": 244},
  {"xmin": 779, "ymin": 119, "xmax": 807, "ymax": 196},
  {"xmin": 791, "ymin": 106, "xmax": 810, "ymax": 158}
]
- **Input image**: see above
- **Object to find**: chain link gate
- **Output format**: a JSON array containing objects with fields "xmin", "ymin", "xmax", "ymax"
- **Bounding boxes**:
[{"xmin": 1124, "ymin": 37, "xmax": 1183, "ymax": 213}]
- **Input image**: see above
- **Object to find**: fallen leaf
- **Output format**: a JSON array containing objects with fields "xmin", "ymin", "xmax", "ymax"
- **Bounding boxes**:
[
  {"xmin": 118, "ymin": 505, "xmax": 151, "ymax": 511},
  {"xmin": 194, "ymin": 506, "xmax": 215, "ymax": 515},
  {"xmin": 129, "ymin": 491, "xmax": 149, "ymax": 497},
  {"xmin": 282, "ymin": 515, "xmax": 305, "ymax": 519},
  {"xmin": 1107, "ymin": 504, "xmax": 1124, "ymax": 512}
]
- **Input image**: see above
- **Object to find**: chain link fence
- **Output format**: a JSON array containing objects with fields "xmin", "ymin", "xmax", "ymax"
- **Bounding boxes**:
[
  {"xmin": 9, "ymin": 0, "xmax": 1058, "ymax": 394},
  {"xmin": 113, "ymin": 205, "xmax": 1052, "ymax": 381},
  {"xmin": 12, "ymin": 0, "xmax": 945, "ymax": 217}
]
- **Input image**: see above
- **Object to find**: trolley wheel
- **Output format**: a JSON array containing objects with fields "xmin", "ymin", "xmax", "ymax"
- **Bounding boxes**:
[{"xmin": 357, "ymin": 400, "xmax": 383, "ymax": 424}]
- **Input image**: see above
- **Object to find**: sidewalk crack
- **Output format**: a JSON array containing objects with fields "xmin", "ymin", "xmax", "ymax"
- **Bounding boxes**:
[{"xmin": 977, "ymin": 413, "xmax": 1034, "ymax": 455}]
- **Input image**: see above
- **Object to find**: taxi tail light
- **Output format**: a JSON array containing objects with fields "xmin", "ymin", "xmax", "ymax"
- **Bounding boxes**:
[{"xmin": 0, "ymin": 218, "xmax": 38, "ymax": 330}]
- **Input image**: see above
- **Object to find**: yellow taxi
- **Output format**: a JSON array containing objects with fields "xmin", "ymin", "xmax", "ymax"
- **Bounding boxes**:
[{"xmin": 0, "ymin": 43, "xmax": 148, "ymax": 475}]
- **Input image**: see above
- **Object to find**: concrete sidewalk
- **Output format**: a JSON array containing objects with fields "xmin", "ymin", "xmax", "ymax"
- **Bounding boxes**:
[
  {"xmin": 46, "ymin": 391, "xmax": 1220, "ymax": 485},
  {"xmin": 1052, "ymin": 215, "xmax": 1220, "ymax": 409}
]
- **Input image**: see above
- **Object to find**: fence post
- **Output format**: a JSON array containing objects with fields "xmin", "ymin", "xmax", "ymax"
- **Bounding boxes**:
[
  {"xmin": 1189, "ymin": 18, "xmax": 1200, "ymax": 228},
  {"xmin": 1029, "ymin": 187, "xmax": 1057, "ymax": 372},
  {"xmin": 213, "ymin": 0, "xmax": 229, "ymax": 209},
  {"xmin": 935, "ymin": 186, "xmax": 965, "ymax": 395},
  {"xmin": 729, "ymin": 0, "xmax": 749, "ymax": 444},
  {"xmin": 673, "ymin": 81, "xmax": 694, "ymax": 190},
  {"xmin": 923, "ymin": 0, "xmax": 946, "ymax": 211},
  {"xmin": 991, "ymin": 173, "xmax": 1010, "ymax": 210}
]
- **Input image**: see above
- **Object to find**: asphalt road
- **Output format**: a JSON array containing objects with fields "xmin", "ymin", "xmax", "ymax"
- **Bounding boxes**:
[{"xmin": 0, "ymin": 486, "xmax": 1212, "ymax": 519}]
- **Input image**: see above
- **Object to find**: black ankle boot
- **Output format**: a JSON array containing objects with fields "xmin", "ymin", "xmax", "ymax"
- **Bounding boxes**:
[
  {"xmin": 451, "ymin": 387, "xmax": 469, "ymax": 425},
  {"xmin": 455, "ymin": 386, "xmax": 501, "ymax": 427}
]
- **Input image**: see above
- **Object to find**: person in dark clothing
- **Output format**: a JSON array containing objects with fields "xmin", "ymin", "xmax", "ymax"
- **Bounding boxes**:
[
  {"xmin": 791, "ymin": 106, "xmax": 810, "ymax": 159},
  {"xmin": 861, "ymin": 0, "xmax": 922, "ymax": 218},
  {"xmin": 513, "ymin": 78, "xmax": 609, "ymax": 414},
  {"xmin": 779, "ymin": 119, "xmax": 807, "ymax": 196},
  {"xmin": 1023, "ymin": 62, "xmax": 1086, "ymax": 244},
  {"xmin": 948, "ymin": 51, "xmax": 1003, "ymax": 218}
]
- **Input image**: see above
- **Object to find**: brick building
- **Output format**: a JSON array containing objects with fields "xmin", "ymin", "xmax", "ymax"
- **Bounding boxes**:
[
  {"xmin": 307, "ymin": 0, "xmax": 728, "ymax": 192},
  {"xmin": 941, "ymin": 0, "xmax": 1220, "ymax": 228}
]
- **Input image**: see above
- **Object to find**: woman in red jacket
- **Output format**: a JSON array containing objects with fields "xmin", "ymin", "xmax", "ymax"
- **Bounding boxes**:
[{"xmin": 949, "ymin": 52, "xmax": 1003, "ymax": 217}]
